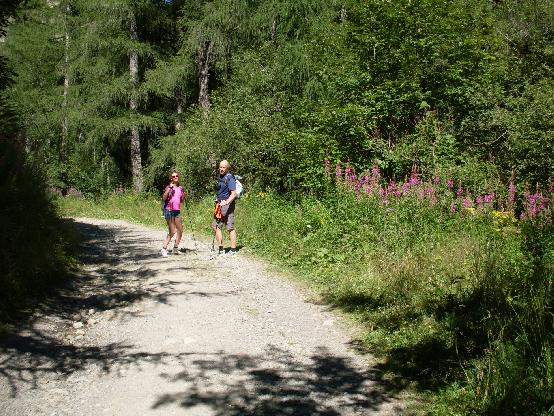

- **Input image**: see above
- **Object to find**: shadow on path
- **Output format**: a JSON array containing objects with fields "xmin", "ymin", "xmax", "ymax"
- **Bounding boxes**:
[
  {"xmin": 0, "ymin": 219, "xmax": 230, "ymax": 398},
  {"xmin": 153, "ymin": 346, "xmax": 404, "ymax": 415}
]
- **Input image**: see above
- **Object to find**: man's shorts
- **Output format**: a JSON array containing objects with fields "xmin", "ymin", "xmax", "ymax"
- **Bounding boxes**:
[
  {"xmin": 164, "ymin": 209, "xmax": 180, "ymax": 220},
  {"xmin": 212, "ymin": 204, "xmax": 235, "ymax": 231}
]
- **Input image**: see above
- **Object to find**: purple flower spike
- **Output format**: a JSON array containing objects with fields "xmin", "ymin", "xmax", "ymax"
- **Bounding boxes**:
[
  {"xmin": 409, "ymin": 173, "xmax": 420, "ymax": 187},
  {"xmin": 447, "ymin": 179, "xmax": 454, "ymax": 189},
  {"xmin": 484, "ymin": 193, "xmax": 495, "ymax": 204},
  {"xmin": 433, "ymin": 176, "xmax": 441, "ymax": 185},
  {"xmin": 388, "ymin": 181, "xmax": 401, "ymax": 197},
  {"xmin": 371, "ymin": 165, "xmax": 380, "ymax": 178},
  {"xmin": 335, "ymin": 163, "xmax": 342, "ymax": 177},
  {"xmin": 508, "ymin": 182, "xmax": 516, "ymax": 203}
]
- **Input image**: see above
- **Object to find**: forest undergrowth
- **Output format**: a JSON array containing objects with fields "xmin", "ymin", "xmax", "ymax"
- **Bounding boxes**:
[{"xmin": 0, "ymin": 139, "xmax": 78, "ymax": 331}]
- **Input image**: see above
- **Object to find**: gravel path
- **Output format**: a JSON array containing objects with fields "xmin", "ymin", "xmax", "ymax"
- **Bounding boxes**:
[{"xmin": 0, "ymin": 218, "xmax": 405, "ymax": 415}]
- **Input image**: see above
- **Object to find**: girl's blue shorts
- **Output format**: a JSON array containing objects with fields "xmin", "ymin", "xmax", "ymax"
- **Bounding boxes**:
[{"xmin": 164, "ymin": 209, "xmax": 180, "ymax": 220}]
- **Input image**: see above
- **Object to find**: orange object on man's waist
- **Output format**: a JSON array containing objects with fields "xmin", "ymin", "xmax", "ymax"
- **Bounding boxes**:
[{"xmin": 214, "ymin": 202, "xmax": 222, "ymax": 220}]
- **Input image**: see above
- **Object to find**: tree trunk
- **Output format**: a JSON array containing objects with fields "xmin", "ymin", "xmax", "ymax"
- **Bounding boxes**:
[
  {"xmin": 129, "ymin": 13, "xmax": 142, "ymax": 193},
  {"xmin": 175, "ymin": 89, "xmax": 184, "ymax": 131},
  {"xmin": 198, "ymin": 40, "xmax": 212, "ymax": 111},
  {"xmin": 340, "ymin": 5, "xmax": 347, "ymax": 23},
  {"xmin": 61, "ymin": 1, "xmax": 70, "ymax": 195}
]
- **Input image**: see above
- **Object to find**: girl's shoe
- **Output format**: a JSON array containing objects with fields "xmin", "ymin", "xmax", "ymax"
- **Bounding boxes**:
[
  {"xmin": 173, "ymin": 246, "xmax": 179, "ymax": 255},
  {"xmin": 160, "ymin": 248, "xmax": 168, "ymax": 257}
]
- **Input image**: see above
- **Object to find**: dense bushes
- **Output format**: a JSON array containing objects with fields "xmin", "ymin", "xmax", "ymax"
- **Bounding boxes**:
[
  {"xmin": 3, "ymin": 1, "xmax": 552, "ymax": 195},
  {"xmin": 0, "ymin": 138, "xmax": 76, "ymax": 321},
  {"xmin": 0, "ymin": 0, "xmax": 76, "ymax": 323}
]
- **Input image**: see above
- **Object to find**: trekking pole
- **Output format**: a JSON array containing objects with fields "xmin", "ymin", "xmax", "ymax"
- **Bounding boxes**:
[{"xmin": 182, "ymin": 195, "xmax": 199, "ymax": 255}]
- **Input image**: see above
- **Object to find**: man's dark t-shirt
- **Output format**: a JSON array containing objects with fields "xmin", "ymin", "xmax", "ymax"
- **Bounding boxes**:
[{"xmin": 216, "ymin": 173, "xmax": 236, "ymax": 203}]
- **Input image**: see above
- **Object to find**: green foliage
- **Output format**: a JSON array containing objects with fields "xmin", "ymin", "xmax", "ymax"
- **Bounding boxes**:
[
  {"xmin": 0, "ymin": 138, "xmax": 77, "ymax": 320},
  {"xmin": 0, "ymin": 0, "xmax": 76, "ymax": 322},
  {"xmin": 4, "ymin": 0, "xmax": 554, "ymax": 412},
  {"xmin": 3, "ymin": 0, "xmax": 552, "ymax": 195}
]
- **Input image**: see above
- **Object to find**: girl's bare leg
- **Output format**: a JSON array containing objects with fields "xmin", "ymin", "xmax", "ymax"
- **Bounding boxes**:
[
  {"xmin": 174, "ymin": 217, "xmax": 183, "ymax": 249},
  {"xmin": 163, "ymin": 218, "xmax": 176, "ymax": 248}
]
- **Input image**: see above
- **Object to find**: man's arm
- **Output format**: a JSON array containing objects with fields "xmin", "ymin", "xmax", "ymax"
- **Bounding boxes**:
[{"xmin": 222, "ymin": 190, "xmax": 236, "ymax": 206}]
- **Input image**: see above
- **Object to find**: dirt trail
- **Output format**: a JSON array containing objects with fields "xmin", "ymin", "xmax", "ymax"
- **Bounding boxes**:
[{"xmin": 0, "ymin": 218, "xmax": 405, "ymax": 415}]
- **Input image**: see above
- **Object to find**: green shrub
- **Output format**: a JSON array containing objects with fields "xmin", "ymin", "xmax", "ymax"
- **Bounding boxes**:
[{"xmin": 0, "ymin": 138, "xmax": 76, "ymax": 321}]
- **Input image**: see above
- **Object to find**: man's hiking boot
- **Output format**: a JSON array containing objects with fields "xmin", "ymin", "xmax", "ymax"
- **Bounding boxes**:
[
  {"xmin": 160, "ymin": 248, "xmax": 168, "ymax": 257},
  {"xmin": 224, "ymin": 249, "xmax": 237, "ymax": 257}
]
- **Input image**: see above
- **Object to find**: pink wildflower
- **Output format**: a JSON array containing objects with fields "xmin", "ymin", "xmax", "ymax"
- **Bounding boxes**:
[
  {"xmin": 388, "ymin": 181, "xmax": 401, "ymax": 197},
  {"xmin": 508, "ymin": 182, "xmax": 516, "ymax": 203},
  {"xmin": 462, "ymin": 196, "xmax": 473, "ymax": 209},
  {"xmin": 409, "ymin": 173, "xmax": 420, "ymax": 187},
  {"xmin": 371, "ymin": 164, "xmax": 380, "ymax": 179},
  {"xmin": 484, "ymin": 192, "xmax": 495, "ymax": 204}
]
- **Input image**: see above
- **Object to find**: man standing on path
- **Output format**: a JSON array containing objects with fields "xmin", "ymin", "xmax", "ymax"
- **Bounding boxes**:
[{"xmin": 212, "ymin": 160, "xmax": 237, "ymax": 256}]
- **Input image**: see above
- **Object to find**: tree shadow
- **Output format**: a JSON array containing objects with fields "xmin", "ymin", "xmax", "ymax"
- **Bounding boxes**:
[
  {"xmin": 29, "ymin": 219, "xmax": 223, "ymax": 320},
  {"xmin": 0, "ymin": 326, "xmax": 193, "ymax": 398},
  {"xmin": 0, "ymin": 219, "xmax": 236, "ymax": 397},
  {"xmin": 152, "ymin": 346, "xmax": 405, "ymax": 415}
]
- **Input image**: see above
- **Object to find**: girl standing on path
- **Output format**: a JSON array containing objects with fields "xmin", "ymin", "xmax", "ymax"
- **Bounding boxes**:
[{"xmin": 161, "ymin": 171, "xmax": 185, "ymax": 257}]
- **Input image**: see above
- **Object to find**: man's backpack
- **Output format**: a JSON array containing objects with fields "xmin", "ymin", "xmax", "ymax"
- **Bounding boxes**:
[
  {"xmin": 234, "ymin": 175, "xmax": 244, "ymax": 199},
  {"xmin": 224, "ymin": 174, "xmax": 244, "ymax": 199}
]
